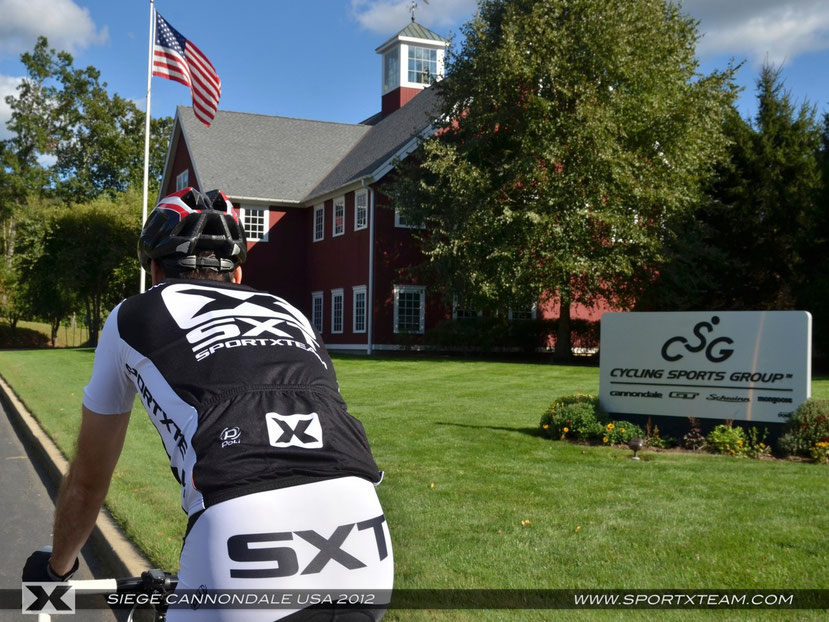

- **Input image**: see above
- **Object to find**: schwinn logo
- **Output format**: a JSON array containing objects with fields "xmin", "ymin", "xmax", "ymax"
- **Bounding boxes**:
[
  {"xmin": 266, "ymin": 412, "xmax": 323, "ymax": 449},
  {"xmin": 661, "ymin": 316, "xmax": 734, "ymax": 363},
  {"xmin": 161, "ymin": 284, "xmax": 326, "ymax": 368},
  {"xmin": 220, "ymin": 427, "xmax": 241, "ymax": 448},
  {"xmin": 22, "ymin": 582, "xmax": 75, "ymax": 615}
]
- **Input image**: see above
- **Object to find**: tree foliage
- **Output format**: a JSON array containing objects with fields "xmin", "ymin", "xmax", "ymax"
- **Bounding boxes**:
[
  {"xmin": 3, "ymin": 36, "xmax": 172, "ymax": 202},
  {"xmin": 391, "ymin": 0, "xmax": 738, "ymax": 357},
  {"xmin": 641, "ymin": 65, "xmax": 824, "ymax": 311}
]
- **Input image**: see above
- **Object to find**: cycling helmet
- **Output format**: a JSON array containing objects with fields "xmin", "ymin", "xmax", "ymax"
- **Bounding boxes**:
[{"xmin": 138, "ymin": 187, "xmax": 247, "ymax": 273}]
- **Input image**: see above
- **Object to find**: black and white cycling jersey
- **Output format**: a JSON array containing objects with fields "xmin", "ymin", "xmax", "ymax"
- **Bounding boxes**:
[{"xmin": 83, "ymin": 279, "xmax": 382, "ymax": 516}]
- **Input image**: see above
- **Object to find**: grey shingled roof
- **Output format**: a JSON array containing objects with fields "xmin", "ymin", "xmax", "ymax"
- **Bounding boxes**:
[
  {"xmin": 304, "ymin": 86, "xmax": 441, "ymax": 201},
  {"xmin": 177, "ymin": 106, "xmax": 371, "ymax": 203},
  {"xmin": 396, "ymin": 22, "xmax": 448, "ymax": 43}
]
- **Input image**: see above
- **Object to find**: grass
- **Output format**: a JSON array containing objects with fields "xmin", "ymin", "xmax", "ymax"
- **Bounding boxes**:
[{"xmin": 1, "ymin": 350, "xmax": 828, "ymax": 621}]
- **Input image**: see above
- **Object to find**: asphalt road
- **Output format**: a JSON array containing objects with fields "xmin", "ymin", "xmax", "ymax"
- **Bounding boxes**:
[{"xmin": 0, "ymin": 400, "xmax": 128, "ymax": 621}]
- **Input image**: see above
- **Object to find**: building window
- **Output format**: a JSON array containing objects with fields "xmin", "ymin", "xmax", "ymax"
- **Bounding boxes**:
[
  {"xmin": 393, "ymin": 285, "xmax": 425, "ymax": 334},
  {"xmin": 331, "ymin": 289, "xmax": 344, "ymax": 334},
  {"xmin": 313, "ymin": 204, "xmax": 324, "ymax": 242},
  {"xmin": 394, "ymin": 207, "xmax": 424, "ymax": 229},
  {"xmin": 333, "ymin": 197, "xmax": 345, "ymax": 237},
  {"xmin": 383, "ymin": 49, "xmax": 400, "ymax": 93},
  {"xmin": 453, "ymin": 296, "xmax": 481, "ymax": 319},
  {"xmin": 353, "ymin": 285, "xmax": 367, "ymax": 334},
  {"xmin": 408, "ymin": 46, "xmax": 437, "ymax": 85},
  {"xmin": 240, "ymin": 206, "xmax": 268, "ymax": 242},
  {"xmin": 509, "ymin": 305, "xmax": 537, "ymax": 321},
  {"xmin": 355, "ymin": 190, "xmax": 368, "ymax": 231},
  {"xmin": 175, "ymin": 170, "xmax": 189, "ymax": 191},
  {"xmin": 311, "ymin": 291, "xmax": 323, "ymax": 333}
]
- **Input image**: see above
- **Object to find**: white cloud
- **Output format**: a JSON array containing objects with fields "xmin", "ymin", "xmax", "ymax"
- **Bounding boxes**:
[
  {"xmin": 0, "ymin": 74, "xmax": 23, "ymax": 140},
  {"xmin": 681, "ymin": 0, "xmax": 829, "ymax": 66},
  {"xmin": 0, "ymin": 0, "xmax": 109, "ymax": 58},
  {"xmin": 350, "ymin": 0, "xmax": 476, "ymax": 35}
]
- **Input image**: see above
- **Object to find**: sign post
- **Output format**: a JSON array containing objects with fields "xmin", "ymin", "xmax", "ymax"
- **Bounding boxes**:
[{"xmin": 599, "ymin": 312, "xmax": 811, "ymax": 424}]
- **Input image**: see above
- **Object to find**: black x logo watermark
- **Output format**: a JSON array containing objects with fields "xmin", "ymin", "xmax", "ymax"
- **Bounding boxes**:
[{"xmin": 23, "ymin": 583, "xmax": 74, "ymax": 613}]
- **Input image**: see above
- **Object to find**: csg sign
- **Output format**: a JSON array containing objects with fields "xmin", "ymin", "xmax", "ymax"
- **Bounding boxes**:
[{"xmin": 599, "ymin": 311, "xmax": 811, "ymax": 423}]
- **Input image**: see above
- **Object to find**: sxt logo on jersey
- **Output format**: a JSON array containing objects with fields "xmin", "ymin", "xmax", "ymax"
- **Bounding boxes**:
[
  {"xmin": 266, "ymin": 412, "xmax": 323, "ymax": 449},
  {"xmin": 161, "ymin": 284, "xmax": 326, "ymax": 368}
]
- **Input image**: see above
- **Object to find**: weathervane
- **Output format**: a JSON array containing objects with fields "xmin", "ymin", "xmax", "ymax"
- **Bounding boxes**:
[{"xmin": 409, "ymin": 0, "xmax": 429, "ymax": 23}]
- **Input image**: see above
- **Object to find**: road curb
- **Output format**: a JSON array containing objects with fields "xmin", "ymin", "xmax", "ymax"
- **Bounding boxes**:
[{"xmin": 0, "ymin": 373, "xmax": 152, "ymax": 578}]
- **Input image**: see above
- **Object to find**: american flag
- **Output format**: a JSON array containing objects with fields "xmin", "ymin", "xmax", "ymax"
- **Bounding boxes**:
[{"xmin": 153, "ymin": 10, "xmax": 221, "ymax": 127}]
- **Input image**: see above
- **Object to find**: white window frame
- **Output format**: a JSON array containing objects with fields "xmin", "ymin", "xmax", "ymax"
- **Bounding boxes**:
[
  {"xmin": 240, "ymin": 206, "xmax": 268, "ymax": 242},
  {"xmin": 393, "ymin": 285, "xmax": 426, "ymax": 334},
  {"xmin": 333, "ymin": 196, "xmax": 345, "ymax": 237},
  {"xmin": 452, "ymin": 295, "xmax": 482, "ymax": 320},
  {"xmin": 394, "ymin": 207, "xmax": 425, "ymax": 229},
  {"xmin": 175, "ymin": 170, "xmax": 189, "ymax": 191},
  {"xmin": 353, "ymin": 285, "xmax": 367, "ymax": 334},
  {"xmin": 331, "ymin": 289, "xmax": 344, "ymax": 334},
  {"xmin": 311, "ymin": 291, "xmax": 323, "ymax": 333},
  {"xmin": 509, "ymin": 304, "xmax": 538, "ymax": 321},
  {"xmin": 354, "ymin": 189, "xmax": 368, "ymax": 231},
  {"xmin": 313, "ymin": 204, "xmax": 324, "ymax": 242}
]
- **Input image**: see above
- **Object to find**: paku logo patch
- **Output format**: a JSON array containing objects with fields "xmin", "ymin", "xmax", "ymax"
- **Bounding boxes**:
[{"xmin": 266, "ymin": 412, "xmax": 323, "ymax": 449}]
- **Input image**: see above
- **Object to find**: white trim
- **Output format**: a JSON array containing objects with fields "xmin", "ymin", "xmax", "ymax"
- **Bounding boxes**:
[
  {"xmin": 353, "ymin": 285, "xmax": 367, "ymax": 334},
  {"xmin": 239, "ymin": 205, "xmax": 268, "ymax": 242},
  {"xmin": 325, "ymin": 343, "xmax": 374, "ymax": 351},
  {"xmin": 311, "ymin": 291, "xmax": 323, "ymax": 333},
  {"xmin": 313, "ymin": 204, "xmax": 324, "ymax": 242},
  {"xmin": 509, "ymin": 304, "xmax": 538, "ymax": 321},
  {"xmin": 332, "ymin": 196, "xmax": 345, "ymax": 237},
  {"xmin": 354, "ymin": 189, "xmax": 368, "ymax": 231},
  {"xmin": 393, "ymin": 284, "xmax": 426, "ymax": 334},
  {"xmin": 331, "ymin": 288, "xmax": 344, "ymax": 334},
  {"xmin": 175, "ymin": 169, "xmax": 189, "ymax": 191},
  {"xmin": 227, "ymin": 196, "xmax": 298, "ymax": 207}
]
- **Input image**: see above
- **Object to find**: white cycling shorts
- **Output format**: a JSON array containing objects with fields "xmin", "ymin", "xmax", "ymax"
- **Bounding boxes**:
[{"xmin": 167, "ymin": 476, "xmax": 393, "ymax": 621}]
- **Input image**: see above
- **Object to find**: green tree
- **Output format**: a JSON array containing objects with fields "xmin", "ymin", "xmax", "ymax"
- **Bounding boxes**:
[
  {"xmin": 13, "ymin": 198, "xmax": 78, "ymax": 345},
  {"xmin": 641, "ymin": 65, "xmax": 824, "ymax": 315},
  {"xmin": 391, "ymin": 0, "xmax": 737, "ymax": 358},
  {"xmin": 4, "ymin": 36, "xmax": 172, "ymax": 203}
]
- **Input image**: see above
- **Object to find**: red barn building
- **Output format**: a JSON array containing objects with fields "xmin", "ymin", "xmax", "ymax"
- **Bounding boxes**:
[{"xmin": 159, "ymin": 22, "xmax": 607, "ymax": 353}]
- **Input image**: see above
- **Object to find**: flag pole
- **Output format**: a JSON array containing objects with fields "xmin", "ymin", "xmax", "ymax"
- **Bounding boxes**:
[{"xmin": 140, "ymin": 0, "xmax": 156, "ymax": 293}]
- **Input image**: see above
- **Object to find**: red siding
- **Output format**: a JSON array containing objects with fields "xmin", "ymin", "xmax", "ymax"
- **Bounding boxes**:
[
  {"xmin": 163, "ymin": 135, "xmax": 195, "ymax": 196},
  {"xmin": 242, "ymin": 207, "xmax": 307, "ymax": 308},
  {"xmin": 306, "ymin": 192, "xmax": 371, "ymax": 345},
  {"xmin": 381, "ymin": 86, "xmax": 422, "ymax": 116}
]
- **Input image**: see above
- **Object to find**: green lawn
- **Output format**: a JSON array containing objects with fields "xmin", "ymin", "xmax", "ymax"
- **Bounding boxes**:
[{"xmin": 1, "ymin": 350, "xmax": 827, "ymax": 621}]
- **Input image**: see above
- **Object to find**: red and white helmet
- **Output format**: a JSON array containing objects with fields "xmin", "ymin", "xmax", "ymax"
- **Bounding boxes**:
[{"xmin": 138, "ymin": 187, "xmax": 247, "ymax": 273}]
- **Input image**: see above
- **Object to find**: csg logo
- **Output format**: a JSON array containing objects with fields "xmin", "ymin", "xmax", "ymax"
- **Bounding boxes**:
[
  {"xmin": 661, "ymin": 316, "xmax": 734, "ymax": 363},
  {"xmin": 669, "ymin": 391, "xmax": 699, "ymax": 400}
]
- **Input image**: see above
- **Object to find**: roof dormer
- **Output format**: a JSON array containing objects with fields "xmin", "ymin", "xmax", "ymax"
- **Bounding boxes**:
[{"xmin": 375, "ymin": 21, "xmax": 449, "ymax": 116}]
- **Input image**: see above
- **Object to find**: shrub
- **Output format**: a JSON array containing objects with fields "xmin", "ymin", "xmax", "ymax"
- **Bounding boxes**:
[
  {"xmin": 539, "ymin": 394, "xmax": 604, "ymax": 441},
  {"xmin": 602, "ymin": 420, "xmax": 645, "ymax": 446},
  {"xmin": 645, "ymin": 421, "xmax": 677, "ymax": 449},
  {"xmin": 706, "ymin": 423, "xmax": 748, "ymax": 456},
  {"xmin": 778, "ymin": 399, "xmax": 829, "ymax": 461},
  {"xmin": 744, "ymin": 426, "xmax": 771, "ymax": 459},
  {"xmin": 682, "ymin": 418, "xmax": 706, "ymax": 451}
]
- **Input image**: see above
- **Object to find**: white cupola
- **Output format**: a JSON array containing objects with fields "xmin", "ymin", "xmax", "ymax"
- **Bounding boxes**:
[{"xmin": 375, "ymin": 21, "xmax": 449, "ymax": 116}]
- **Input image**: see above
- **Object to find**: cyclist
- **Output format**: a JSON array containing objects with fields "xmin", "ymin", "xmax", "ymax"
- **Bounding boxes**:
[{"xmin": 23, "ymin": 187, "xmax": 393, "ymax": 620}]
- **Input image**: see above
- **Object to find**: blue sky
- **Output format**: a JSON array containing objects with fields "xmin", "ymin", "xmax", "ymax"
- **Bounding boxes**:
[{"xmin": 1, "ymin": 0, "xmax": 828, "ymax": 142}]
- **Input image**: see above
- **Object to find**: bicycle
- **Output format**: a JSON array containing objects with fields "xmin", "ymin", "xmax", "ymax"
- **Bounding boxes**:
[{"xmin": 33, "ymin": 568, "xmax": 177, "ymax": 622}]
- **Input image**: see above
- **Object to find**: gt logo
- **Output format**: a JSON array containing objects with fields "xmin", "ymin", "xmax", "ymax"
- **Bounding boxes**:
[
  {"xmin": 227, "ymin": 515, "xmax": 388, "ymax": 578},
  {"xmin": 265, "ymin": 412, "xmax": 323, "ymax": 449}
]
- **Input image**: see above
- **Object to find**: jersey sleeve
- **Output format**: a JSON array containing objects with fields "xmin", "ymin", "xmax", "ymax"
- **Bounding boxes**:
[{"xmin": 82, "ymin": 303, "xmax": 137, "ymax": 414}]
